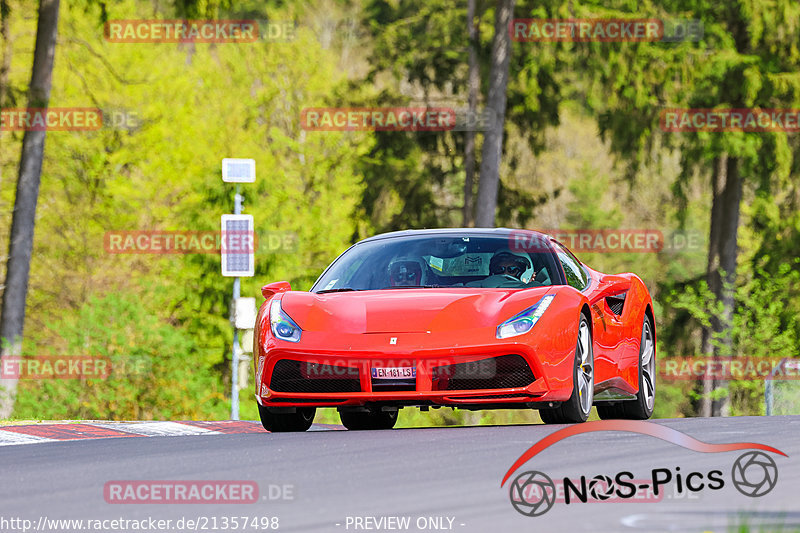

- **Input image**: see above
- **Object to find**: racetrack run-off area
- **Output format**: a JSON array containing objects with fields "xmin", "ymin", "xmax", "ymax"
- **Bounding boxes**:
[{"xmin": 0, "ymin": 420, "xmax": 343, "ymax": 446}]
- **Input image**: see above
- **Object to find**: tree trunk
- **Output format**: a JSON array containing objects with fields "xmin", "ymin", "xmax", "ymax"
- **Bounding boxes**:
[
  {"xmin": 699, "ymin": 155, "xmax": 725, "ymax": 417},
  {"xmin": 712, "ymin": 155, "xmax": 741, "ymax": 417},
  {"xmin": 0, "ymin": 0, "xmax": 11, "ymax": 109},
  {"xmin": 699, "ymin": 154, "xmax": 741, "ymax": 417},
  {"xmin": 0, "ymin": 0, "xmax": 60, "ymax": 418},
  {"xmin": 462, "ymin": 0, "xmax": 479, "ymax": 227},
  {"xmin": 474, "ymin": 0, "xmax": 515, "ymax": 227}
]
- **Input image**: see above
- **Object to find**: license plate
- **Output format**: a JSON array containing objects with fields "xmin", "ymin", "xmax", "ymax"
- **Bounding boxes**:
[{"xmin": 371, "ymin": 367, "xmax": 416, "ymax": 379}]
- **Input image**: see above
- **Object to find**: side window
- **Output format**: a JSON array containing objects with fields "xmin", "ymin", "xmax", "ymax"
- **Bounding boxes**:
[{"xmin": 553, "ymin": 242, "xmax": 589, "ymax": 290}]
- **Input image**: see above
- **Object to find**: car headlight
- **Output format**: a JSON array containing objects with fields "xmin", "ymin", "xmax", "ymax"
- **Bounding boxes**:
[
  {"xmin": 496, "ymin": 295, "xmax": 555, "ymax": 339},
  {"xmin": 270, "ymin": 299, "xmax": 302, "ymax": 342}
]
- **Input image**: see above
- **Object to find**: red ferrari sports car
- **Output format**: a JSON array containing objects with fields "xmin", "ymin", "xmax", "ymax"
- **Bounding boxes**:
[{"xmin": 253, "ymin": 228, "xmax": 656, "ymax": 431}]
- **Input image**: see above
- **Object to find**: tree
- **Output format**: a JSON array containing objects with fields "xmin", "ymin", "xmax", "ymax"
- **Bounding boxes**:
[
  {"xmin": 0, "ymin": 0, "xmax": 60, "ymax": 418},
  {"xmin": 358, "ymin": 0, "xmax": 564, "ymax": 233},
  {"xmin": 462, "ymin": 0, "xmax": 480, "ymax": 226},
  {"xmin": 474, "ymin": 0, "xmax": 515, "ymax": 227},
  {"xmin": 565, "ymin": 0, "xmax": 800, "ymax": 415},
  {"xmin": 0, "ymin": 0, "xmax": 11, "ymax": 109},
  {"xmin": 666, "ymin": 1, "xmax": 799, "ymax": 416}
]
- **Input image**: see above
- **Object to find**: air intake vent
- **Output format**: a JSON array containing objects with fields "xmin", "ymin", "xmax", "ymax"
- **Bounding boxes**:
[
  {"xmin": 432, "ymin": 354, "xmax": 535, "ymax": 391},
  {"xmin": 605, "ymin": 292, "xmax": 627, "ymax": 316},
  {"xmin": 269, "ymin": 360, "xmax": 361, "ymax": 393}
]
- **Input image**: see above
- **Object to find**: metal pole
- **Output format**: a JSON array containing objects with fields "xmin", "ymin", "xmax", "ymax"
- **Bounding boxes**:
[
  {"xmin": 231, "ymin": 277, "xmax": 240, "ymax": 420},
  {"xmin": 765, "ymin": 378, "xmax": 772, "ymax": 416},
  {"xmin": 231, "ymin": 183, "xmax": 243, "ymax": 420}
]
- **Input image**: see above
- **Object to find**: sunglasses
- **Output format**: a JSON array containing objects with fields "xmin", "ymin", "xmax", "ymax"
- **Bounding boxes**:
[{"xmin": 491, "ymin": 264, "xmax": 523, "ymax": 277}]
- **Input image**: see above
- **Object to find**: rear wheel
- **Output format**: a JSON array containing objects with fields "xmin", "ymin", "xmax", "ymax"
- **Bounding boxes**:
[
  {"xmin": 258, "ymin": 403, "xmax": 316, "ymax": 432},
  {"xmin": 597, "ymin": 315, "xmax": 655, "ymax": 420},
  {"xmin": 339, "ymin": 408, "xmax": 398, "ymax": 430},
  {"xmin": 539, "ymin": 314, "xmax": 594, "ymax": 424}
]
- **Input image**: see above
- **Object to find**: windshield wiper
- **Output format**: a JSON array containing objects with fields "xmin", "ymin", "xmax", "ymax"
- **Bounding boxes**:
[
  {"xmin": 381, "ymin": 285, "xmax": 443, "ymax": 289},
  {"xmin": 316, "ymin": 287, "xmax": 362, "ymax": 294}
]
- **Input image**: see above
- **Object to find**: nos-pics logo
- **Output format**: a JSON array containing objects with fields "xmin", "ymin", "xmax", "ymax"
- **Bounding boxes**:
[{"xmin": 501, "ymin": 420, "xmax": 785, "ymax": 517}]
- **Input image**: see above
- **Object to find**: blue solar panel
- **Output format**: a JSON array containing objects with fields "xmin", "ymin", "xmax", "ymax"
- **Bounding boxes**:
[
  {"xmin": 224, "ymin": 219, "xmax": 252, "ymax": 273},
  {"xmin": 226, "ymin": 162, "xmax": 251, "ymax": 179}
]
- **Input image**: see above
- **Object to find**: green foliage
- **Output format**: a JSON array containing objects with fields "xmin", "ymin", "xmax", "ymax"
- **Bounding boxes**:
[
  {"xmin": 2, "ymin": 0, "xmax": 369, "ymax": 419},
  {"xmin": 15, "ymin": 291, "xmax": 228, "ymax": 420},
  {"xmin": 662, "ymin": 264, "xmax": 800, "ymax": 415}
]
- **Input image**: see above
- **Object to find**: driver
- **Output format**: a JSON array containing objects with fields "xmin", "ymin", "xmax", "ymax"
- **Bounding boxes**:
[{"xmin": 489, "ymin": 249, "xmax": 533, "ymax": 281}]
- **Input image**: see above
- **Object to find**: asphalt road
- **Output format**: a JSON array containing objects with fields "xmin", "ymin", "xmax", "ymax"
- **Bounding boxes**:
[{"xmin": 1, "ymin": 416, "xmax": 799, "ymax": 533}]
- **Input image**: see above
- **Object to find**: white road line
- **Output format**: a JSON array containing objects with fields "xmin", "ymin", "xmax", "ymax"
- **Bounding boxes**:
[
  {"xmin": 0, "ymin": 431, "xmax": 57, "ymax": 446},
  {"xmin": 0, "ymin": 421, "xmax": 340, "ymax": 445}
]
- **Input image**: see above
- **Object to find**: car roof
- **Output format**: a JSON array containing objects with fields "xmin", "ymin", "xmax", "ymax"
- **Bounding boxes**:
[{"xmin": 358, "ymin": 227, "xmax": 551, "ymax": 244}]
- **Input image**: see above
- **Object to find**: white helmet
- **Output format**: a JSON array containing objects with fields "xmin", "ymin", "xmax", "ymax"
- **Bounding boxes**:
[{"xmin": 387, "ymin": 256, "xmax": 429, "ymax": 286}]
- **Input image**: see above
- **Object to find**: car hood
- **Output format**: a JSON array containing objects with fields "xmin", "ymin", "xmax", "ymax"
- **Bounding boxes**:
[{"xmin": 279, "ymin": 288, "xmax": 553, "ymax": 334}]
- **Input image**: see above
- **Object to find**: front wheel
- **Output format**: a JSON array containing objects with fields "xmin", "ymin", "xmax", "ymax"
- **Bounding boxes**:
[
  {"xmin": 539, "ymin": 314, "xmax": 594, "ymax": 424},
  {"xmin": 597, "ymin": 315, "xmax": 655, "ymax": 420},
  {"xmin": 258, "ymin": 403, "xmax": 315, "ymax": 432},
  {"xmin": 339, "ymin": 408, "xmax": 398, "ymax": 430}
]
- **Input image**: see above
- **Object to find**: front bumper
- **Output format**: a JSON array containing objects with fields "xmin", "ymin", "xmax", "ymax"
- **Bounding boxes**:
[{"xmin": 255, "ymin": 339, "xmax": 572, "ymax": 408}]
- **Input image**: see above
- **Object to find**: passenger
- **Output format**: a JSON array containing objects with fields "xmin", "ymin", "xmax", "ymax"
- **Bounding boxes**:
[{"xmin": 387, "ymin": 256, "xmax": 428, "ymax": 287}]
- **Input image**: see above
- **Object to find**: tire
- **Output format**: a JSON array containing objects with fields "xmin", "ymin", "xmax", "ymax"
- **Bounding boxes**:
[
  {"xmin": 339, "ymin": 408, "xmax": 398, "ymax": 430},
  {"xmin": 539, "ymin": 314, "xmax": 594, "ymax": 424},
  {"xmin": 258, "ymin": 403, "xmax": 316, "ymax": 432},
  {"xmin": 595, "ymin": 402, "xmax": 624, "ymax": 419},
  {"xmin": 538, "ymin": 408, "xmax": 560, "ymax": 424},
  {"xmin": 597, "ymin": 315, "xmax": 655, "ymax": 420}
]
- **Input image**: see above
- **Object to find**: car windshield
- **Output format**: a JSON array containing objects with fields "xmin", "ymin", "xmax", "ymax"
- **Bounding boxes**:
[{"xmin": 312, "ymin": 233, "xmax": 560, "ymax": 292}]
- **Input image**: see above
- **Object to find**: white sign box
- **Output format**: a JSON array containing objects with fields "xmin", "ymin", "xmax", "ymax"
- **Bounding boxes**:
[
  {"xmin": 234, "ymin": 297, "xmax": 257, "ymax": 330},
  {"xmin": 222, "ymin": 158, "xmax": 256, "ymax": 183}
]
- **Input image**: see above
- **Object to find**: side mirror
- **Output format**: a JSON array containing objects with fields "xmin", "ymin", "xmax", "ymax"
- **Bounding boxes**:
[{"xmin": 261, "ymin": 281, "xmax": 291, "ymax": 299}]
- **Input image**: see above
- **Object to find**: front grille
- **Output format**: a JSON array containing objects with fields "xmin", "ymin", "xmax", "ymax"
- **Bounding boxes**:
[
  {"xmin": 432, "ymin": 354, "xmax": 535, "ymax": 391},
  {"xmin": 269, "ymin": 360, "xmax": 361, "ymax": 393}
]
